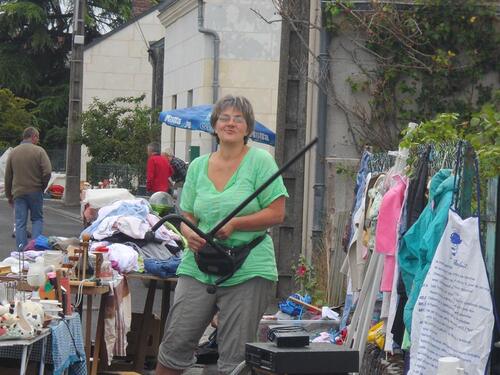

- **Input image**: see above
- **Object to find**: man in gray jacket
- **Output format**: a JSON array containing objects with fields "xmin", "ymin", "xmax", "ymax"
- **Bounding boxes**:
[{"xmin": 4, "ymin": 127, "xmax": 52, "ymax": 250}]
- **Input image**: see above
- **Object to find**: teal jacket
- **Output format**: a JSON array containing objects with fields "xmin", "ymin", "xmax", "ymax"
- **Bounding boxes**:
[{"xmin": 398, "ymin": 169, "xmax": 455, "ymax": 334}]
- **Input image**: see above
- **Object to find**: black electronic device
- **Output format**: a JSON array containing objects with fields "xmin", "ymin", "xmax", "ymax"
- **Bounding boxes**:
[
  {"xmin": 245, "ymin": 342, "xmax": 359, "ymax": 374},
  {"xmin": 267, "ymin": 325, "xmax": 309, "ymax": 348}
]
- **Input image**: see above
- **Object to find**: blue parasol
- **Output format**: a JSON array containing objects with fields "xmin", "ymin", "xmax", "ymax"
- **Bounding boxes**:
[{"xmin": 159, "ymin": 104, "xmax": 275, "ymax": 146}]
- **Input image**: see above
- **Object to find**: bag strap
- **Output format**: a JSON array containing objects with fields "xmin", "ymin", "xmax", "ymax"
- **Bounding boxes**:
[
  {"xmin": 230, "ymin": 234, "xmax": 266, "ymax": 255},
  {"xmin": 451, "ymin": 141, "xmax": 464, "ymax": 211}
]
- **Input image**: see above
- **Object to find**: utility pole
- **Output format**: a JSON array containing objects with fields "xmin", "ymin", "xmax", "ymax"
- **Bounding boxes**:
[{"xmin": 64, "ymin": 0, "xmax": 86, "ymax": 206}]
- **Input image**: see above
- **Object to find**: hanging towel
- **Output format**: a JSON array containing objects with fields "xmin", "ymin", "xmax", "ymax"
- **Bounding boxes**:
[{"xmin": 103, "ymin": 276, "xmax": 132, "ymax": 364}]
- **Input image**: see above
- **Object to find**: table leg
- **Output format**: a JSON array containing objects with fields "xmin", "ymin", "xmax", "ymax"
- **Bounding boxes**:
[
  {"xmin": 160, "ymin": 280, "xmax": 172, "ymax": 341},
  {"xmin": 134, "ymin": 279, "xmax": 157, "ymax": 372},
  {"xmin": 20, "ymin": 345, "xmax": 28, "ymax": 375},
  {"xmin": 38, "ymin": 335, "xmax": 47, "ymax": 375},
  {"xmin": 91, "ymin": 293, "xmax": 106, "ymax": 375},
  {"xmin": 85, "ymin": 294, "xmax": 93, "ymax": 371}
]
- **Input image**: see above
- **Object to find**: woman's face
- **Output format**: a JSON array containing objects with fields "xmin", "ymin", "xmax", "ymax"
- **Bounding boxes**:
[{"xmin": 214, "ymin": 107, "xmax": 249, "ymax": 145}]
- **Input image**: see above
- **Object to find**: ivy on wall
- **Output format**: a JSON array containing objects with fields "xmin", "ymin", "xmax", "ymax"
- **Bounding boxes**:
[{"xmin": 325, "ymin": 0, "xmax": 499, "ymax": 151}]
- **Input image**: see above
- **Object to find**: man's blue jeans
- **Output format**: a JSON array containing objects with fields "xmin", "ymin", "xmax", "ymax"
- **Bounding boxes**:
[{"xmin": 14, "ymin": 191, "xmax": 44, "ymax": 250}]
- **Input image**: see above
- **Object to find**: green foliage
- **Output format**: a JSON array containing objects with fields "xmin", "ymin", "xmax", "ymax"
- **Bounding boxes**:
[
  {"xmin": 467, "ymin": 106, "xmax": 500, "ymax": 177},
  {"xmin": 292, "ymin": 255, "xmax": 325, "ymax": 304},
  {"xmin": 0, "ymin": 0, "xmax": 133, "ymax": 149},
  {"xmin": 0, "ymin": 88, "xmax": 35, "ymax": 148},
  {"xmin": 401, "ymin": 99, "xmax": 500, "ymax": 178},
  {"xmin": 80, "ymin": 95, "xmax": 160, "ymax": 169},
  {"xmin": 325, "ymin": 0, "xmax": 499, "ymax": 150}
]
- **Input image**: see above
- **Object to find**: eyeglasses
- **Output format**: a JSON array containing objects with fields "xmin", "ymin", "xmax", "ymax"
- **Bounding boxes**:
[{"xmin": 217, "ymin": 115, "xmax": 246, "ymax": 124}]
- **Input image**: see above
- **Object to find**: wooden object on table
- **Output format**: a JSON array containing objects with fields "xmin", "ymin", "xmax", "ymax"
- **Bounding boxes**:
[
  {"xmin": 80, "ymin": 233, "xmax": 91, "ymax": 280},
  {"xmin": 95, "ymin": 253, "xmax": 103, "ymax": 279},
  {"xmin": 65, "ymin": 245, "xmax": 81, "ymax": 280},
  {"xmin": 55, "ymin": 270, "xmax": 64, "ymax": 303},
  {"xmin": 57, "ymin": 269, "xmax": 72, "ymax": 315},
  {"xmin": 287, "ymin": 296, "xmax": 322, "ymax": 314},
  {"xmin": 69, "ymin": 280, "xmax": 97, "ymax": 287}
]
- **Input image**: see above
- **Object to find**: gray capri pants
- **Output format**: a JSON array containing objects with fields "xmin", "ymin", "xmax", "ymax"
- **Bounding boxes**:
[{"xmin": 158, "ymin": 275, "xmax": 273, "ymax": 374}]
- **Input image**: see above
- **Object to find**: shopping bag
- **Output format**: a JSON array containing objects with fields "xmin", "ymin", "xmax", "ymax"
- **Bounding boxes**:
[{"xmin": 409, "ymin": 209, "xmax": 494, "ymax": 374}]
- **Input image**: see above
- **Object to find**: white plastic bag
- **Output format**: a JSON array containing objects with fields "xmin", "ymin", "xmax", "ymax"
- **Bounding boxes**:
[{"xmin": 409, "ymin": 210, "xmax": 494, "ymax": 375}]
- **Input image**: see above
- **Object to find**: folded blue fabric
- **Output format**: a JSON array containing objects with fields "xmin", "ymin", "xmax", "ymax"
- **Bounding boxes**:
[
  {"xmin": 34, "ymin": 235, "xmax": 51, "ymax": 250},
  {"xmin": 144, "ymin": 256, "xmax": 181, "ymax": 278}
]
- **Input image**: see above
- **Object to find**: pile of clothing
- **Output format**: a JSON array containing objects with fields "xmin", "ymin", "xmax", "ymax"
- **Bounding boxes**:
[{"xmin": 81, "ymin": 198, "xmax": 184, "ymax": 277}]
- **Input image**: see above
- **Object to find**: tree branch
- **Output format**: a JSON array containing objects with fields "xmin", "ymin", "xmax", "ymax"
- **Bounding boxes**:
[{"xmin": 250, "ymin": 8, "xmax": 282, "ymax": 24}]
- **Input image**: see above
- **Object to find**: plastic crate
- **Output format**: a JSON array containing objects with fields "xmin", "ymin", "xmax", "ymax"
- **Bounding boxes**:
[{"xmin": 257, "ymin": 318, "xmax": 339, "ymax": 342}]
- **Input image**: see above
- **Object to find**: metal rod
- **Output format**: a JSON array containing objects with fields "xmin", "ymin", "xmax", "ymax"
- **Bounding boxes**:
[
  {"xmin": 209, "ymin": 137, "xmax": 318, "ymax": 236},
  {"xmin": 150, "ymin": 138, "xmax": 318, "ymax": 244}
]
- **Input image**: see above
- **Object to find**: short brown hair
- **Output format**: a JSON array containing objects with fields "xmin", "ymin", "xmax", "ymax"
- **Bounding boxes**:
[{"xmin": 210, "ymin": 95, "xmax": 255, "ymax": 144}]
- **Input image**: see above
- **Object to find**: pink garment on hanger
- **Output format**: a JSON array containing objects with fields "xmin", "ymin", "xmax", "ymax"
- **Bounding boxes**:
[{"xmin": 375, "ymin": 176, "xmax": 407, "ymax": 292}]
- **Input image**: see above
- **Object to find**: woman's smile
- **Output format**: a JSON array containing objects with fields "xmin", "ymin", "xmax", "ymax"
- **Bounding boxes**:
[{"xmin": 216, "ymin": 108, "xmax": 248, "ymax": 142}]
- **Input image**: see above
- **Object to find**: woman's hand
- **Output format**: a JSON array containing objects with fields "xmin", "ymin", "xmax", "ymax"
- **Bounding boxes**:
[
  {"xmin": 182, "ymin": 224, "xmax": 206, "ymax": 252},
  {"xmin": 214, "ymin": 220, "xmax": 236, "ymax": 240},
  {"xmin": 180, "ymin": 212, "xmax": 206, "ymax": 252}
]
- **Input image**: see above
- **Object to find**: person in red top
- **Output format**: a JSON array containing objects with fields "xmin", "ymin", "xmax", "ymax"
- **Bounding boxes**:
[{"xmin": 146, "ymin": 142, "xmax": 173, "ymax": 193}]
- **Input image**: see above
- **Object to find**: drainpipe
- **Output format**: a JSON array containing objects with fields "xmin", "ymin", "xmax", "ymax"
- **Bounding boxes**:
[
  {"xmin": 198, "ymin": 0, "xmax": 220, "ymax": 151},
  {"xmin": 312, "ymin": 3, "xmax": 330, "ymax": 241}
]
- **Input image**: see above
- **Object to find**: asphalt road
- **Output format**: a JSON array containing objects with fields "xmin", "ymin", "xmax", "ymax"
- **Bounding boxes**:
[{"xmin": 0, "ymin": 198, "xmax": 83, "ymax": 255}]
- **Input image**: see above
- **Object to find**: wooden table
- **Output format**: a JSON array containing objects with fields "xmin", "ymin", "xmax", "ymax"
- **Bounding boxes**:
[
  {"xmin": 70, "ymin": 282, "xmax": 110, "ymax": 375},
  {"xmin": 125, "ymin": 273, "xmax": 177, "ymax": 372}
]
